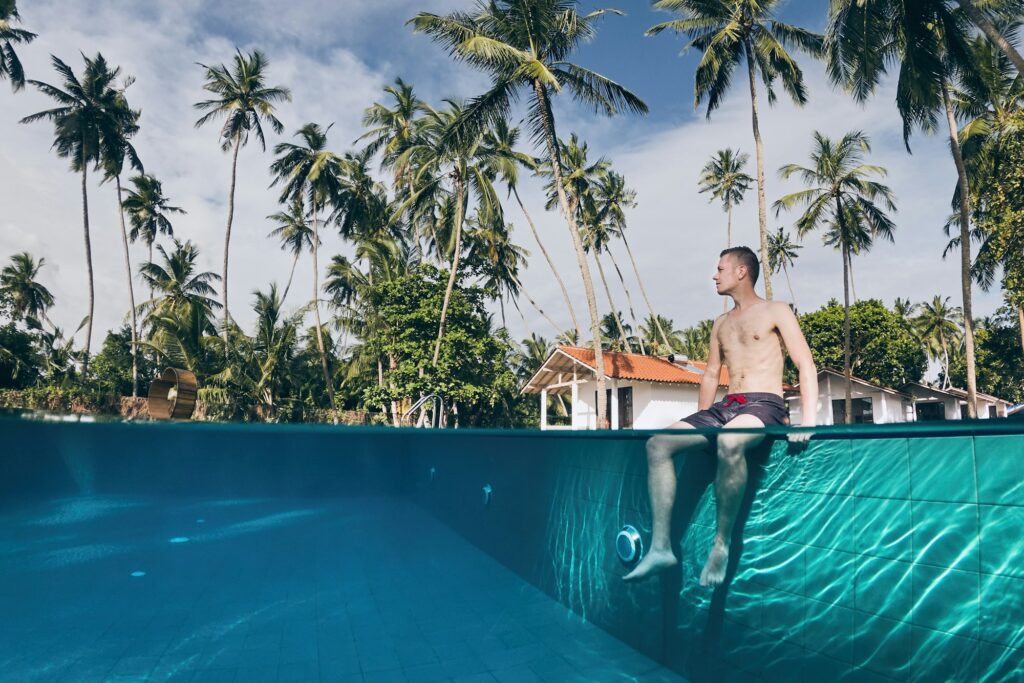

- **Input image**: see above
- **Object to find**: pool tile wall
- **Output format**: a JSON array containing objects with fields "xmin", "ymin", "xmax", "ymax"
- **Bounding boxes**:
[
  {"xmin": 3, "ymin": 417, "xmax": 1023, "ymax": 681},
  {"xmin": 408, "ymin": 425, "xmax": 1024, "ymax": 682}
]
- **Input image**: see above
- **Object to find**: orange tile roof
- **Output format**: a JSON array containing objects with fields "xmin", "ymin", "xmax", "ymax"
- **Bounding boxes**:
[{"xmin": 557, "ymin": 346, "xmax": 729, "ymax": 386}]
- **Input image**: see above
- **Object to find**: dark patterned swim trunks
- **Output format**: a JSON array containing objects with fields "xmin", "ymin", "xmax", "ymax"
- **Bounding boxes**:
[{"xmin": 681, "ymin": 392, "xmax": 788, "ymax": 428}]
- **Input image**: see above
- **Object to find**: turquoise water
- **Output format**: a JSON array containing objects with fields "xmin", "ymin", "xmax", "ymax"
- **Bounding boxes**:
[{"xmin": 2, "ymin": 415, "xmax": 1023, "ymax": 681}]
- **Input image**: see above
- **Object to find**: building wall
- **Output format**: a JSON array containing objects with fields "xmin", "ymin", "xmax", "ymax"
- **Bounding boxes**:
[
  {"xmin": 790, "ymin": 373, "xmax": 911, "ymax": 426},
  {"xmin": 569, "ymin": 380, "xmax": 722, "ymax": 430}
]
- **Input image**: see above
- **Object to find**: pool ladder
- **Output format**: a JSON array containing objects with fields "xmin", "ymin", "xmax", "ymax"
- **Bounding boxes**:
[{"xmin": 401, "ymin": 394, "xmax": 444, "ymax": 428}]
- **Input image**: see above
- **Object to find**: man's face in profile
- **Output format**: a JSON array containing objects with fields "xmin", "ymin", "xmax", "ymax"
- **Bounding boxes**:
[{"xmin": 713, "ymin": 255, "xmax": 742, "ymax": 296}]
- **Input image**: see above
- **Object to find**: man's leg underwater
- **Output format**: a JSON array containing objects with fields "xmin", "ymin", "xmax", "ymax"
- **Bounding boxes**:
[
  {"xmin": 623, "ymin": 423, "xmax": 710, "ymax": 582},
  {"xmin": 700, "ymin": 413, "xmax": 766, "ymax": 587}
]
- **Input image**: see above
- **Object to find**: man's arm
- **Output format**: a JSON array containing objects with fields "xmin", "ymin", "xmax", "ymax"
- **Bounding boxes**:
[
  {"xmin": 775, "ymin": 303, "xmax": 818, "ymax": 429},
  {"xmin": 698, "ymin": 318, "xmax": 724, "ymax": 410}
]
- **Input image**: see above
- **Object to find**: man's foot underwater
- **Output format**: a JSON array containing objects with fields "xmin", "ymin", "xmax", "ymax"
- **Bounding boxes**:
[
  {"xmin": 622, "ymin": 547, "xmax": 678, "ymax": 582},
  {"xmin": 699, "ymin": 540, "xmax": 729, "ymax": 587}
]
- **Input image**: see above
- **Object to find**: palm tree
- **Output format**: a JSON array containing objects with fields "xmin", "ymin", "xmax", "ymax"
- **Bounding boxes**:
[
  {"xmin": 397, "ymin": 100, "xmax": 503, "ymax": 366},
  {"xmin": 138, "ymin": 239, "xmax": 220, "ymax": 372},
  {"xmin": 952, "ymin": 0, "xmax": 1024, "ymax": 76},
  {"xmin": 194, "ymin": 48, "xmax": 291, "ymax": 348},
  {"xmin": 648, "ymin": 0, "xmax": 823, "ymax": 300},
  {"xmin": 540, "ymin": 134, "xmax": 631, "ymax": 352},
  {"xmin": 914, "ymin": 295, "xmax": 963, "ymax": 389},
  {"xmin": 410, "ymin": 0, "xmax": 648, "ymax": 428},
  {"xmin": 774, "ymin": 131, "xmax": 896, "ymax": 424},
  {"xmin": 359, "ymin": 78, "xmax": 431, "ymax": 193},
  {"xmin": 698, "ymin": 148, "xmax": 753, "ymax": 249},
  {"xmin": 464, "ymin": 210, "xmax": 531, "ymax": 329},
  {"xmin": 21, "ymin": 53, "xmax": 133, "ymax": 375},
  {"xmin": 894, "ymin": 297, "xmax": 919, "ymax": 325},
  {"xmin": 122, "ymin": 174, "xmax": 186, "ymax": 286},
  {"xmin": 209, "ymin": 284, "xmax": 304, "ymax": 419},
  {"xmin": 100, "ymin": 78, "xmax": 143, "ymax": 397},
  {"xmin": 951, "ymin": 30, "xmax": 1024, "ymax": 355},
  {"xmin": 267, "ymin": 198, "xmax": 315, "ymax": 304},
  {"xmin": 826, "ymin": 0, "xmax": 981, "ymax": 415},
  {"xmin": 767, "ymin": 227, "xmax": 802, "ymax": 307},
  {"xmin": 0, "ymin": 252, "xmax": 54, "ymax": 326},
  {"xmin": 270, "ymin": 122, "xmax": 344, "ymax": 417},
  {"xmin": 591, "ymin": 169, "xmax": 660, "ymax": 353},
  {"xmin": 679, "ymin": 319, "xmax": 714, "ymax": 361},
  {"xmin": 0, "ymin": 0, "xmax": 35, "ymax": 91},
  {"xmin": 482, "ymin": 118, "xmax": 581, "ymax": 336},
  {"xmin": 640, "ymin": 313, "xmax": 684, "ymax": 355}
]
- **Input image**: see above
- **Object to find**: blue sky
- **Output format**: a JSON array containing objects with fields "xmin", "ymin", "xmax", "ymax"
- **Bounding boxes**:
[{"xmin": 0, "ymin": 0, "xmax": 1008, "ymax": 379}]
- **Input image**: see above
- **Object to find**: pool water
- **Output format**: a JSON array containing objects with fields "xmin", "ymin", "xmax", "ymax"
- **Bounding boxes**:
[{"xmin": 0, "ymin": 495, "xmax": 682, "ymax": 682}]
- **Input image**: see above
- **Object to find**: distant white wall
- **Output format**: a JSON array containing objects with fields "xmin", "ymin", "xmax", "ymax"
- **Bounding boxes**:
[
  {"xmin": 788, "ymin": 373, "xmax": 912, "ymax": 425},
  {"xmin": 569, "ymin": 379, "xmax": 725, "ymax": 430}
]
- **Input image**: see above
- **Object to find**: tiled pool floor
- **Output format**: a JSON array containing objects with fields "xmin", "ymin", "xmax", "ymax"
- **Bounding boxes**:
[{"xmin": 0, "ymin": 496, "xmax": 685, "ymax": 682}]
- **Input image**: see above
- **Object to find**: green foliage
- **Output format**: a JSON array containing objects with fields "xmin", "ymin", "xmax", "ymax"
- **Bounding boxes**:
[
  {"xmin": 800, "ymin": 299, "xmax": 927, "ymax": 387},
  {"xmin": 0, "ymin": 322, "xmax": 41, "ymax": 388},
  {"xmin": 363, "ymin": 265, "xmax": 522, "ymax": 427},
  {"xmin": 972, "ymin": 114, "xmax": 1024, "ymax": 307},
  {"xmin": 91, "ymin": 325, "xmax": 154, "ymax": 396},
  {"xmin": 949, "ymin": 308, "xmax": 1024, "ymax": 402}
]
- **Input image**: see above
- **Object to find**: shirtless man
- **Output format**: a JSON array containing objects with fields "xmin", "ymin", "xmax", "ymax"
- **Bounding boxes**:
[{"xmin": 623, "ymin": 246, "xmax": 818, "ymax": 586}]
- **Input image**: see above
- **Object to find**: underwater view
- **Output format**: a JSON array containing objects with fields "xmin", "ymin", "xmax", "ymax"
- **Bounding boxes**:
[{"xmin": 2, "ymin": 416, "xmax": 1022, "ymax": 681}]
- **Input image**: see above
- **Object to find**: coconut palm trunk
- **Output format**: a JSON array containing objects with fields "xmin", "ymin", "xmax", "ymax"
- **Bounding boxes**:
[
  {"xmin": 431, "ymin": 175, "xmax": 465, "ymax": 366},
  {"xmin": 607, "ymin": 249, "xmax": 646, "ymax": 353},
  {"xmin": 842, "ymin": 240, "xmax": 853, "ymax": 424},
  {"xmin": 943, "ymin": 81, "xmax": 978, "ymax": 417},
  {"xmin": 1018, "ymin": 305, "xmax": 1024, "ymax": 356},
  {"xmin": 282, "ymin": 251, "xmax": 299, "ymax": 304},
  {"xmin": 115, "ymin": 176, "xmax": 139, "ymax": 397},
  {"xmin": 593, "ymin": 251, "xmax": 631, "ymax": 351},
  {"xmin": 746, "ymin": 43, "xmax": 773, "ymax": 300},
  {"xmin": 726, "ymin": 198, "xmax": 733, "ymax": 248},
  {"xmin": 534, "ymin": 80, "xmax": 607, "ymax": 427},
  {"xmin": 955, "ymin": 0, "xmax": 1024, "ymax": 77},
  {"xmin": 222, "ymin": 133, "xmax": 241, "ymax": 351},
  {"xmin": 846, "ymin": 248, "xmax": 858, "ymax": 302},
  {"xmin": 310, "ymin": 212, "xmax": 338, "ymax": 422},
  {"xmin": 620, "ymin": 232, "xmax": 673, "ymax": 350},
  {"xmin": 513, "ymin": 284, "xmax": 561, "ymax": 335},
  {"xmin": 512, "ymin": 186, "xmax": 580, "ymax": 337},
  {"xmin": 941, "ymin": 335, "xmax": 951, "ymax": 390},
  {"xmin": 782, "ymin": 261, "xmax": 797, "ymax": 308},
  {"xmin": 80, "ymin": 154, "xmax": 95, "ymax": 377}
]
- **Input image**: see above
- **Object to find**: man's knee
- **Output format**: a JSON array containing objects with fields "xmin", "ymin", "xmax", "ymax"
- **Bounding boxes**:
[
  {"xmin": 717, "ymin": 432, "xmax": 756, "ymax": 460},
  {"xmin": 646, "ymin": 435, "xmax": 675, "ymax": 464}
]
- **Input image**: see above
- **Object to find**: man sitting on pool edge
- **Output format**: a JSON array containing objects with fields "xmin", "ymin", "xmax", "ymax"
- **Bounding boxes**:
[{"xmin": 623, "ymin": 246, "xmax": 817, "ymax": 587}]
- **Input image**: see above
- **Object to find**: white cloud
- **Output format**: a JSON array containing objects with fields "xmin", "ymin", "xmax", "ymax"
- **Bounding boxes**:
[
  {"xmin": 507, "ymin": 62, "xmax": 1004, "ymax": 372},
  {"xmin": 0, "ymin": 2, "xmax": 1003, "ymax": 385}
]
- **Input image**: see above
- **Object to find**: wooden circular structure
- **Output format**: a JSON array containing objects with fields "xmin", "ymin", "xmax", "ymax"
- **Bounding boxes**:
[{"xmin": 147, "ymin": 368, "xmax": 198, "ymax": 420}]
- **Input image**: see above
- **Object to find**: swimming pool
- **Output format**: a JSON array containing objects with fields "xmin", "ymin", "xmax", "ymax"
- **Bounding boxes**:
[{"xmin": 1, "ymin": 416, "xmax": 1022, "ymax": 681}]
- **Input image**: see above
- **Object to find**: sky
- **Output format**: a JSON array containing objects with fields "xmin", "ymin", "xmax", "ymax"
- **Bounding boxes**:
[{"xmin": 0, "ymin": 0, "xmax": 1007, "ymax": 376}]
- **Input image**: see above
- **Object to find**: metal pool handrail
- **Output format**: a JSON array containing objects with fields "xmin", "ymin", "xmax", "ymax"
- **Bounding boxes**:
[{"xmin": 401, "ymin": 394, "xmax": 444, "ymax": 428}]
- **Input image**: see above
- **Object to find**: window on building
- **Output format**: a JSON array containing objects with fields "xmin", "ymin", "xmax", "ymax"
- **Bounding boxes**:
[
  {"xmin": 916, "ymin": 402, "xmax": 945, "ymax": 422},
  {"xmin": 832, "ymin": 397, "xmax": 874, "ymax": 424},
  {"xmin": 989, "ymin": 405, "xmax": 998, "ymax": 418}
]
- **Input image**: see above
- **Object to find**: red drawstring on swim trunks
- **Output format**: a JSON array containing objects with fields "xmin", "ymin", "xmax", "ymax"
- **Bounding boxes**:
[{"xmin": 723, "ymin": 394, "xmax": 748, "ymax": 407}]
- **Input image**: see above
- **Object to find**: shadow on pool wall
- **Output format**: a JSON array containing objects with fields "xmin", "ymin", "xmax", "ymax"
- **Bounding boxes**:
[{"xmin": 406, "ymin": 425, "xmax": 1024, "ymax": 682}]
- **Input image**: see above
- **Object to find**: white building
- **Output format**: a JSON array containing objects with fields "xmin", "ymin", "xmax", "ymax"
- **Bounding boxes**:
[
  {"xmin": 787, "ymin": 369, "xmax": 1014, "ymax": 425},
  {"xmin": 786, "ymin": 368, "xmax": 915, "ymax": 425},
  {"xmin": 945, "ymin": 387, "xmax": 1013, "ymax": 419},
  {"xmin": 521, "ymin": 346, "xmax": 728, "ymax": 430}
]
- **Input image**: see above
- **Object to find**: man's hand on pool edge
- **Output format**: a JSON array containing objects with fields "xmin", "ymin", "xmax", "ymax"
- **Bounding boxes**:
[{"xmin": 786, "ymin": 427, "xmax": 813, "ymax": 447}]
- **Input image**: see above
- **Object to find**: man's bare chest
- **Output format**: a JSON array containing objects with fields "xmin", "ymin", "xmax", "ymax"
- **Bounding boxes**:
[{"xmin": 718, "ymin": 315, "xmax": 780, "ymax": 350}]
